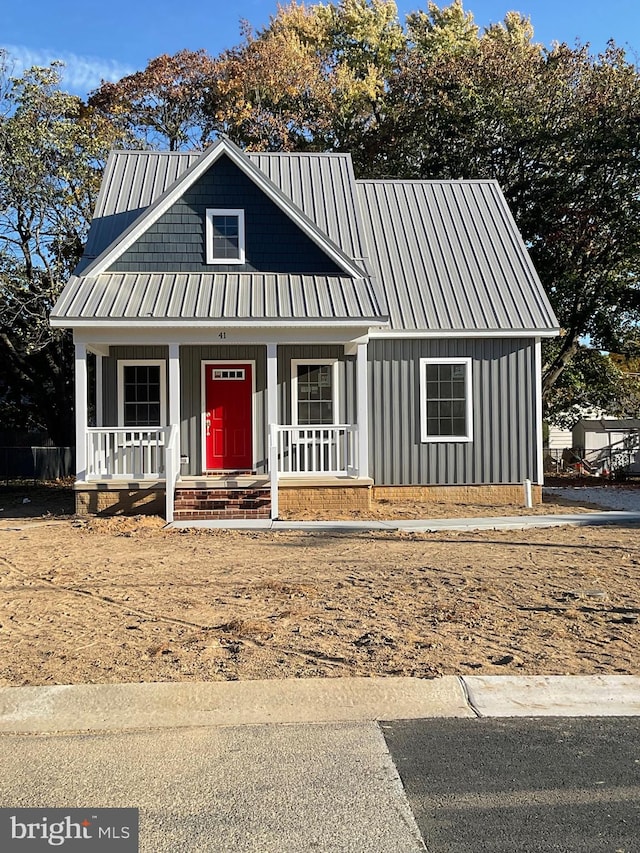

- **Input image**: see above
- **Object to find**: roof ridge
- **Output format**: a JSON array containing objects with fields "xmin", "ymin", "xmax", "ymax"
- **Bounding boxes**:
[
  {"xmin": 248, "ymin": 151, "xmax": 351, "ymax": 158},
  {"xmin": 357, "ymin": 178, "xmax": 501, "ymax": 185}
]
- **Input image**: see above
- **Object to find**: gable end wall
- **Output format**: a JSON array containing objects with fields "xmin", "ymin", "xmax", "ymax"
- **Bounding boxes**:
[{"xmin": 108, "ymin": 155, "xmax": 344, "ymax": 275}]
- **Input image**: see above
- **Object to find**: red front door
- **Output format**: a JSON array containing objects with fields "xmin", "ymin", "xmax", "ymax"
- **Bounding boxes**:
[{"xmin": 204, "ymin": 364, "xmax": 253, "ymax": 471}]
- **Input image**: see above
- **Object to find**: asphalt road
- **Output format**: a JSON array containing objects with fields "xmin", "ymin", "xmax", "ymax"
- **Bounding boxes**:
[
  {"xmin": 382, "ymin": 717, "xmax": 640, "ymax": 853},
  {"xmin": 2, "ymin": 716, "xmax": 639, "ymax": 851}
]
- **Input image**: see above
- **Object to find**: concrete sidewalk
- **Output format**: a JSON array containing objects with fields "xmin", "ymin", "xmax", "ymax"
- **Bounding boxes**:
[
  {"xmin": 1, "ymin": 675, "xmax": 639, "ymax": 733},
  {"xmin": 171, "ymin": 510, "xmax": 640, "ymax": 532}
]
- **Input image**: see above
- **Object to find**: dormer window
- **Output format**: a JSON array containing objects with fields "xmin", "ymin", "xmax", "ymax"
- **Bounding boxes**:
[{"xmin": 206, "ymin": 208, "xmax": 245, "ymax": 264}]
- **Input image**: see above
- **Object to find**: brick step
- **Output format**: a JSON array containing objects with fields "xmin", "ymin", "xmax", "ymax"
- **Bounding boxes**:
[
  {"xmin": 175, "ymin": 489, "xmax": 270, "ymax": 500},
  {"xmin": 173, "ymin": 509, "xmax": 270, "ymax": 520},
  {"xmin": 174, "ymin": 500, "xmax": 270, "ymax": 511},
  {"xmin": 174, "ymin": 486, "xmax": 271, "ymax": 520}
]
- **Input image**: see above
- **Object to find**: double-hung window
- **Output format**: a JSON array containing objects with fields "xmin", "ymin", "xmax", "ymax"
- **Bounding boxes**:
[
  {"xmin": 292, "ymin": 361, "xmax": 337, "ymax": 425},
  {"xmin": 420, "ymin": 357, "xmax": 472, "ymax": 442},
  {"xmin": 117, "ymin": 360, "xmax": 166, "ymax": 427},
  {"xmin": 206, "ymin": 208, "xmax": 245, "ymax": 264}
]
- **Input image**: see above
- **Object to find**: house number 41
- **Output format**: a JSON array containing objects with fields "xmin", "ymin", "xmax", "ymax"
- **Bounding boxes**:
[{"xmin": 218, "ymin": 332, "xmax": 226, "ymax": 339}]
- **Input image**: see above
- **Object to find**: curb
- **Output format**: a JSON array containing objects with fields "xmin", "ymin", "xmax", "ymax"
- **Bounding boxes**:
[{"xmin": 1, "ymin": 675, "xmax": 639, "ymax": 734}]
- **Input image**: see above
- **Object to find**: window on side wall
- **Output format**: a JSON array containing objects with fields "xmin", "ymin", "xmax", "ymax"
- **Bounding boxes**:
[
  {"xmin": 419, "ymin": 357, "xmax": 472, "ymax": 442},
  {"xmin": 292, "ymin": 361, "xmax": 338, "ymax": 425},
  {"xmin": 117, "ymin": 360, "xmax": 166, "ymax": 427},
  {"xmin": 206, "ymin": 208, "xmax": 245, "ymax": 264}
]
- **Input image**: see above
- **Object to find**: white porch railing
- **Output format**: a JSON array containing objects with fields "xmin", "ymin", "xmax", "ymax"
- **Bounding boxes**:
[
  {"xmin": 275, "ymin": 425, "xmax": 358, "ymax": 476},
  {"xmin": 86, "ymin": 427, "xmax": 166, "ymax": 479}
]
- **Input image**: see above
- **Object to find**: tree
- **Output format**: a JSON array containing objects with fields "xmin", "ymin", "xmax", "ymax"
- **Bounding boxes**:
[
  {"xmin": 209, "ymin": 0, "xmax": 405, "ymax": 170},
  {"xmin": 89, "ymin": 50, "xmax": 218, "ymax": 151},
  {"xmin": 385, "ymin": 3, "xmax": 640, "ymax": 411},
  {"xmin": 0, "ymin": 56, "xmax": 124, "ymax": 444},
  {"xmin": 544, "ymin": 344, "xmax": 640, "ymax": 427}
]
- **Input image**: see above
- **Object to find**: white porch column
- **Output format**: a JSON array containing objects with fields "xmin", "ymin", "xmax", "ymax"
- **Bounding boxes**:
[
  {"xmin": 266, "ymin": 344, "xmax": 278, "ymax": 439},
  {"xmin": 74, "ymin": 342, "xmax": 88, "ymax": 481},
  {"xmin": 267, "ymin": 344, "xmax": 279, "ymax": 519},
  {"xmin": 356, "ymin": 341, "xmax": 369, "ymax": 478},
  {"xmin": 168, "ymin": 343, "xmax": 181, "ymax": 459},
  {"xmin": 95, "ymin": 354, "xmax": 103, "ymax": 427}
]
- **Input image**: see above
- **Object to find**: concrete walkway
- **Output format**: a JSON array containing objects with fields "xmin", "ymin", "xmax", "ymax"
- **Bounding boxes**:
[
  {"xmin": 171, "ymin": 510, "xmax": 640, "ymax": 532},
  {"xmin": 1, "ymin": 675, "xmax": 639, "ymax": 733}
]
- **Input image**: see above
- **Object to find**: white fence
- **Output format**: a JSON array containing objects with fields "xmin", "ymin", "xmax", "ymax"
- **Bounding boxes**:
[
  {"xmin": 86, "ymin": 428, "xmax": 166, "ymax": 479},
  {"xmin": 275, "ymin": 425, "xmax": 358, "ymax": 476}
]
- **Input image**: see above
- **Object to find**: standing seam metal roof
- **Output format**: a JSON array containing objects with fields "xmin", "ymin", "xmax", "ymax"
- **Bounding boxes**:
[
  {"xmin": 356, "ymin": 179, "xmax": 558, "ymax": 332},
  {"xmin": 56, "ymin": 147, "xmax": 557, "ymax": 332},
  {"xmin": 53, "ymin": 273, "xmax": 384, "ymax": 322}
]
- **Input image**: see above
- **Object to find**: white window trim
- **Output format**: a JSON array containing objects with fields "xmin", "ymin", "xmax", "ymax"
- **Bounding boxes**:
[
  {"xmin": 205, "ymin": 208, "xmax": 245, "ymax": 265},
  {"xmin": 117, "ymin": 359, "xmax": 167, "ymax": 428},
  {"xmin": 419, "ymin": 357, "xmax": 473, "ymax": 443},
  {"xmin": 291, "ymin": 359, "xmax": 339, "ymax": 426}
]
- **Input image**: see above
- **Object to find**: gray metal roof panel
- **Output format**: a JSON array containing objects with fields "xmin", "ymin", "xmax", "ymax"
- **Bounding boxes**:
[
  {"xmin": 357, "ymin": 179, "xmax": 559, "ymax": 332},
  {"xmin": 246, "ymin": 152, "xmax": 367, "ymax": 262},
  {"xmin": 52, "ymin": 273, "xmax": 385, "ymax": 322}
]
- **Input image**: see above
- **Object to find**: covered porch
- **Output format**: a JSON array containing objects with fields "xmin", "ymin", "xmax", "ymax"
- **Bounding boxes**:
[{"xmin": 73, "ymin": 328, "xmax": 372, "ymax": 521}]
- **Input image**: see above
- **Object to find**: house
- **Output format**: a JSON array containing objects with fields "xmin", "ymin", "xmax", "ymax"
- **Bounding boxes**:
[
  {"xmin": 50, "ymin": 137, "xmax": 559, "ymax": 521},
  {"xmin": 572, "ymin": 418, "xmax": 640, "ymax": 475}
]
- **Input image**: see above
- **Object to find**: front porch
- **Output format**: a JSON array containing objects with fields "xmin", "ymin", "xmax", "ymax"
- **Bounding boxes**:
[
  {"xmin": 74, "ymin": 472, "xmax": 374, "ymax": 520},
  {"xmin": 73, "ymin": 334, "xmax": 371, "ymax": 521}
]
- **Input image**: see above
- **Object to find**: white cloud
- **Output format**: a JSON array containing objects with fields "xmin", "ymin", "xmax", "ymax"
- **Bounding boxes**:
[{"xmin": 0, "ymin": 44, "xmax": 134, "ymax": 94}]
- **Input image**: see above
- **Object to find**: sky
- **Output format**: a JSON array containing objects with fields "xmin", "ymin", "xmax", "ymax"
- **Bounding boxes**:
[{"xmin": 1, "ymin": 0, "xmax": 639, "ymax": 97}]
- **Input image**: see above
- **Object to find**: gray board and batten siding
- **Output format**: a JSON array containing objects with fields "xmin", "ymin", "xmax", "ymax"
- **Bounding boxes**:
[
  {"xmin": 100, "ymin": 339, "xmax": 537, "ymax": 485},
  {"xmin": 368, "ymin": 338, "xmax": 539, "ymax": 486},
  {"xmin": 100, "ymin": 345, "xmax": 355, "ymax": 477}
]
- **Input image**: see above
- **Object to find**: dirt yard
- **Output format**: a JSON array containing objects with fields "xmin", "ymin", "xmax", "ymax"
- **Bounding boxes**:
[{"xmin": 1, "ymin": 505, "xmax": 639, "ymax": 686}]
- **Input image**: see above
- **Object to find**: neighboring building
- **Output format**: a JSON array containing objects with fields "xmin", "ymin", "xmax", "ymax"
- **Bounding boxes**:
[
  {"xmin": 50, "ymin": 137, "xmax": 559, "ymax": 520},
  {"xmin": 572, "ymin": 418, "xmax": 640, "ymax": 474}
]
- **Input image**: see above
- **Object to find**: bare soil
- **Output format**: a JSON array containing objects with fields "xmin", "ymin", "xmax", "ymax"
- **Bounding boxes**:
[{"xmin": 1, "ymin": 509, "xmax": 639, "ymax": 686}]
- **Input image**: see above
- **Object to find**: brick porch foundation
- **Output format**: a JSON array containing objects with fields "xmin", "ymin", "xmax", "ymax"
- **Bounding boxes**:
[
  {"xmin": 74, "ymin": 481, "xmax": 542, "ymax": 518},
  {"xmin": 75, "ymin": 487, "xmax": 165, "ymax": 516},
  {"xmin": 277, "ymin": 484, "xmax": 373, "ymax": 513},
  {"xmin": 373, "ymin": 483, "xmax": 542, "ymax": 506}
]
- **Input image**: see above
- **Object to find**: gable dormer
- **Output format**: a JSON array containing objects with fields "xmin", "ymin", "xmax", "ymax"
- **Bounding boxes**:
[{"xmin": 106, "ymin": 153, "xmax": 346, "ymax": 276}]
